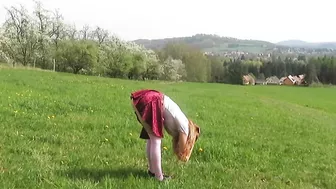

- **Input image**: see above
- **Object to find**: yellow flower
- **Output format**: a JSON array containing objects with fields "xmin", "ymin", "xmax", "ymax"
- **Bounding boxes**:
[
  {"xmin": 129, "ymin": 133, "xmax": 133, "ymax": 136},
  {"xmin": 51, "ymin": 115, "xmax": 55, "ymax": 118},
  {"xmin": 198, "ymin": 147, "xmax": 203, "ymax": 152},
  {"xmin": 104, "ymin": 138, "xmax": 108, "ymax": 141},
  {"xmin": 163, "ymin": 146, "xmax": 168, "ymax": 150}
]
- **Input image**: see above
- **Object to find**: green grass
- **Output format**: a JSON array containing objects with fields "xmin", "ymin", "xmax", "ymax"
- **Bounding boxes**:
[{"xmin": 1, "ymin": 67, "xmax": 336, "ymax": 189}]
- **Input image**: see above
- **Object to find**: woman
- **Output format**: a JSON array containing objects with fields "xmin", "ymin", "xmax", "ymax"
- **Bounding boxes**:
[{"xmin": 130, "ymin": 89, "xmax": 200, "ymax": 181}]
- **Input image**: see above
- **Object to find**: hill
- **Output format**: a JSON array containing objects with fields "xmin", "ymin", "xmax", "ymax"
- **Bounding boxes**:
[
  {"xmin": 277, "ymin": 40, "xmax": 336, "ymax": 49},
  {"xmin": 133, "ymin": 34, "xmax": 279, "ymax": 54},
  {"xmin": 1, "ymin": 67, "xmax": 336, "ymax": 188}
]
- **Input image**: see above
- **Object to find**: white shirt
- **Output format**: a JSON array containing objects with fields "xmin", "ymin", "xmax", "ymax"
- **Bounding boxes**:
[{"xmin": 163, "ymin": 95, "xmax": 189, "ymax": 136}]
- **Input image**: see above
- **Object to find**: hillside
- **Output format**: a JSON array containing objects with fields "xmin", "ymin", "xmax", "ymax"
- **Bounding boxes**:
[
  {"xmin": 133, "ymin": 34, "xmax": 279, "ymax": 54},
  {"xmin": 1, "ymin": 67, "xmax": 336, "ymax": 188},
  {"xmin": 133, "ymin": 34, "xmax": 336, "ymax": 55},
  {"xmin": 277, "ymin": 40, "xmax": 336, "ymax": 49}
]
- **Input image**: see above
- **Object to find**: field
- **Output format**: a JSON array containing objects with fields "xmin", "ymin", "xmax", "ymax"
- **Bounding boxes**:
[{"xmin": 1, "ymin": 67, "xmax": 336, "ymax": 189}]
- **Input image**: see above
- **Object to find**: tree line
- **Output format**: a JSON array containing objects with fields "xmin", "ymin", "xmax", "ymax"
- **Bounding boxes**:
[
  {"xmin": 0, "ymin": 1, "xmax": 335, "ymax": 85},
  {"xmin": 211, "ymin": 55, "xmax": 336, "ymax": 85}
]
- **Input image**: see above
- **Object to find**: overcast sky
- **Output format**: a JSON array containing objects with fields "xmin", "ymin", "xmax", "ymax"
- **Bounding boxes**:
[{"xmin": 0, "ymin": 0, "xmax": 335, "ymax": 43}]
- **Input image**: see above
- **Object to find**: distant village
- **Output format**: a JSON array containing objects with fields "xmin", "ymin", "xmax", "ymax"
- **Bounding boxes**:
[
  {"xmin": 203, "ymin": 46, "xmax": 336, "ymax": 60},
  {"xmin": 242, "ymin": 74, "xmax": 307, "ymax": 86}
]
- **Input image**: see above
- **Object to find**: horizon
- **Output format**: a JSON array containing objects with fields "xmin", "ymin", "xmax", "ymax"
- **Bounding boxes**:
[
  {"xmin": 133, "ymin": 35, "xmax": 336, "ymax": 44},
  {"xmin": 1, "ymin": 0, "xmax": 335, "ymax": 44}
]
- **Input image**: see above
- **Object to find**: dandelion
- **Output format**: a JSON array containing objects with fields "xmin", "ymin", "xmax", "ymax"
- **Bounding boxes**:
[
  {"xmin": 129, "ymin": 133, "xmax": 133, "ymax": 136},
  {"xmin": 198, "ymin": 147, "xmax": 203, "ymax": 152},
  {"xmin": 163, "ymin": 146, "xmax": 168, "ymax": 150},
  {"xmin": 105, "ymin": 125, "xmax": 109, "ymax": 128},
  {"xmin": 51, "ymin": 115, "xmax": 55, "ymax": 118},
  {"xmin": 48, "ymin": 116, "xmax": 50, "ymax": 119},
  {"xmin": 104, "ymin": 138, "xmax": 108, "ymax": 142}
]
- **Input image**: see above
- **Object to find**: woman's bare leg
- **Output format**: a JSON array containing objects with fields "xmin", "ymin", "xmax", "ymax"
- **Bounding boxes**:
[
  {"xmin": 148, "ymin": 134, "xmax": 163, "ymax": 181},
  {"xmin": 146, "ymin": 139, "xmax": 153, "ymax": 173}
]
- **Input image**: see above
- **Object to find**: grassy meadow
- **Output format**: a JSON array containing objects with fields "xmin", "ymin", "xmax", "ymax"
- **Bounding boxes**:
[{"xmin": 1, "ymin": 66, "xmax": 336, "ymax": 189}]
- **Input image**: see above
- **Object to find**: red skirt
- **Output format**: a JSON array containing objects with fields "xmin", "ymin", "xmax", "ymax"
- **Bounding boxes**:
[{"xmin": 130, "ymin": 89, "xmax": 164, "ymax": 138}]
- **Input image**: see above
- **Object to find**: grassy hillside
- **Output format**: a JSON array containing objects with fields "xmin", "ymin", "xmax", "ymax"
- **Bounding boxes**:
[
  {"xmin": 1, "ymin": 67, "xmax": 336, "ymax": 188},
  {"xmin": 133, "ymin": 34, "xmax": 278, "ymax": 54},
  {"xmin": 277, "ymin": 40, "xmax": 336, "ymax": 49}
]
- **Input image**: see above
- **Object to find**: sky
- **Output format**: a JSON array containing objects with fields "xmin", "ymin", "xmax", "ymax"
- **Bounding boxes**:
[{"xmin": 0, "ymin": 0, "xmax": 335, "ymax": 43}]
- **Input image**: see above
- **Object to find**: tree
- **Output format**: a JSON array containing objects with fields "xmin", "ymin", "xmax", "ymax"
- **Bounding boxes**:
[
  {"xmin": 209, "ymin": 55, "xmax": 225, "ymax": 83},
  {"xmin": 32, "ymin": 0, "xmax": 54, "ymax": 69},
  {"xmin": 160, "ymin": 56, "xmax": 186, "ymax": 81},
  {"xmin": 159, "ymin": 42, "xmax": 210, "ymax": 82},
  {"xmin": 0, "ymin": 4, "xmax": 39, "ymax": 66},
  {"xmin": 128, "ymin": 53, "xmax": 146, "ymax": 80},
  {"xmin": 305, "ymin": 61, "xmax": 319, "ymax": 85},
  {"xmin": 227, "ymin": 60, "xmax": 244, "ymax": 84},
  {"xmin": 56, "ymin": 39, "xmax": 98, "ymax": 74}
]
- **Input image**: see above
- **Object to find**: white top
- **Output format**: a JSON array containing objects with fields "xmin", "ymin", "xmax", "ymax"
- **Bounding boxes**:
[{"xmin": 163, "ymin": 95, "xmax": 189, "ymax": 135}]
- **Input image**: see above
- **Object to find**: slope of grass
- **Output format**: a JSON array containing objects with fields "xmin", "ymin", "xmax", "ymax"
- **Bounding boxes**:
[{"xmin": 1, "ymin": 68, "xmax": 336, "ymax": 189}]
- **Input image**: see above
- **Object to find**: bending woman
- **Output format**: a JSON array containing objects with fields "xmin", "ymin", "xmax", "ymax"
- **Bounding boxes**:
[{"xmin": 130, "ymin": 89, "xmax": 200, "ymax": 181}]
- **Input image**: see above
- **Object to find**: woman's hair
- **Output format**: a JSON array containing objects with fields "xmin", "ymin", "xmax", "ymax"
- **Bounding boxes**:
[{"xmin": 173, "ymin": 120, "xmax": 200, "ymax": 162}]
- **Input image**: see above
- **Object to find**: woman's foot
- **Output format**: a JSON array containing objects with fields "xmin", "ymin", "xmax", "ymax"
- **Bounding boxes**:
[
  {"xmin": 147, "ymin": 170, "xmax": 155, "ymax": 177},
  {"xmin": 148, "ymin": 170, "xmax": 172, "ymax": 181}
]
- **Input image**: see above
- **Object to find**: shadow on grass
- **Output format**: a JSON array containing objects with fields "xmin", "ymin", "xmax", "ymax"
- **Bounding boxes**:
[{"xmin": 61, "ymin": 166, "xmax": 150, "ymax": 182}]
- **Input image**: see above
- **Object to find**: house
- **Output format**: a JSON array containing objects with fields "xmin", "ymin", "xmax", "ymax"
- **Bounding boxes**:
[
  {"xmin": 242, "ymin": 74, "xmax": 255, "ymax": 85},
  {"xmin": 297, "ymin": 74, "xmax": 307, "ymax": 85},
  {"xmin": 255, "ymin": 79, "xmax": 266, "ymax": 85},
  {"xmin": 282, "ymin": 74, "xmax": 306, "ymax": 85},
  {"xmin": 266, "ymin": 76, "xmax": 280, "ymax": 85},
  {"xmin": 293, "ymin": 76, "xmax": 301, "ymax": 84},
  {"xmin": 279, "ymin": 77, "xmax": 287, "ymax": 85},
  {"xmin": 282, "ymin": 75, "xmax": 296, "ymax": 85}
]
